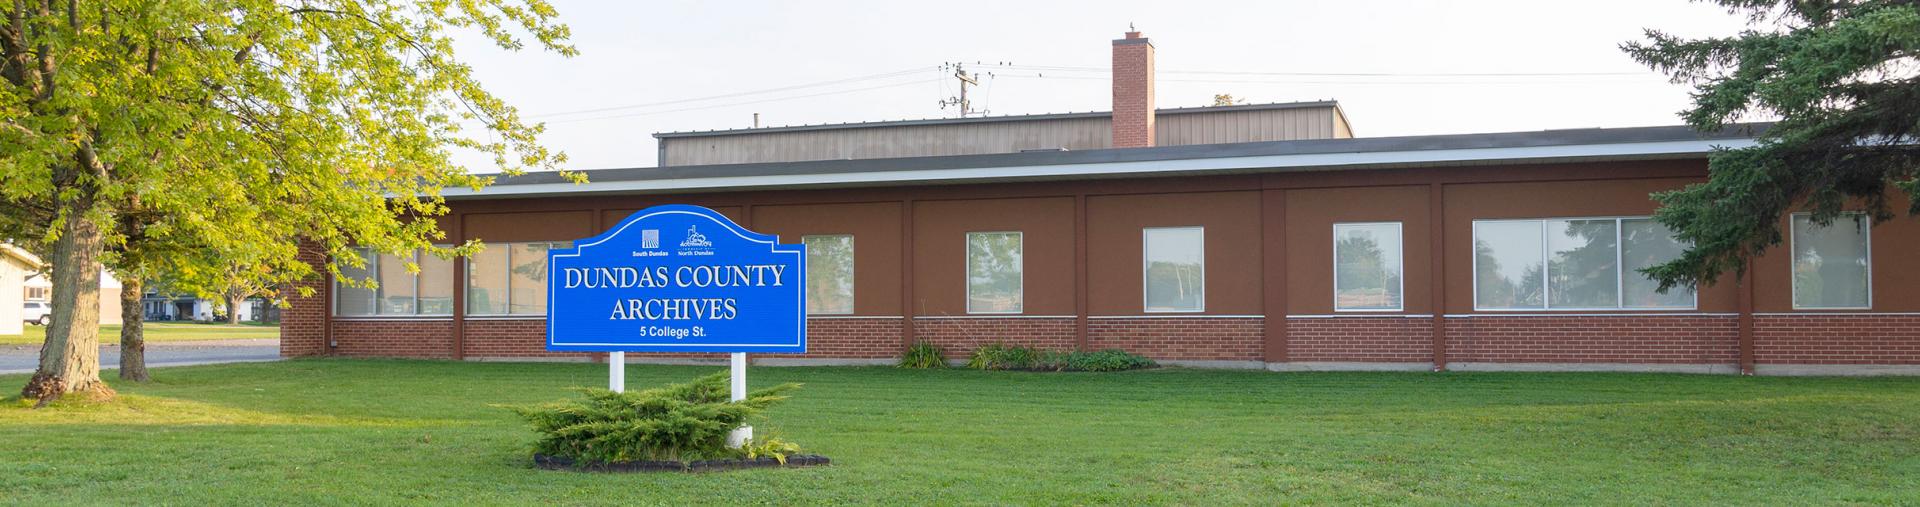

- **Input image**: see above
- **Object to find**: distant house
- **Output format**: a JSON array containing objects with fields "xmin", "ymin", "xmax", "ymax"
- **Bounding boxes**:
[
  {"xmin": 21, "ymin": 266, "xmax": 124, "ymax": 325},
  {"xmin": 0, "ymin": 244, "xmax": 39, "ymax": 335},
  {"xmin": 141, "ymin": 292, "xmax": 271, "ymax": 323}
]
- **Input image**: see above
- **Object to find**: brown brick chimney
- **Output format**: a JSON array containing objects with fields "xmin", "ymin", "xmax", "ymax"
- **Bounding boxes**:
[{"xmin": 1111, "ymin": 30, "xmax": 1155, "ymax": 148}]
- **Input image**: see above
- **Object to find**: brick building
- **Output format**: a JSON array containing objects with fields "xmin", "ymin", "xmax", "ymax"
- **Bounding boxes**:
[{"xmin": 280, "ymin": 32, "xmax": 1920, "ymax": 375}]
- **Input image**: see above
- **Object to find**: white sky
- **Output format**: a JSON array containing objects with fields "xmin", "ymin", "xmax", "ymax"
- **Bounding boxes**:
[{"xmin": 452, "ymin": 0, "xmax": 1752, "ymax": 171}]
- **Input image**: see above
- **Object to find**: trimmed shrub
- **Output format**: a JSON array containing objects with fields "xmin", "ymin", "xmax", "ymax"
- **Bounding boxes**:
[
  {"xmin": 899, "ymin": 341, "xmax": 946, "ymax": 368},
  {"xmin": 967, "ymin": 344, "xmax": 1156, "ymax": 372},
  {"xmin": 510, "ymin": 372, "xmax": 800, "ymax": 463},
  {"xmin": 1062, "ymin": 349, "xmax": 1158, "ymax": 372},
  {"xmin": 999, "ymin": 344, "xmax": 1038, "ymax": 369}
]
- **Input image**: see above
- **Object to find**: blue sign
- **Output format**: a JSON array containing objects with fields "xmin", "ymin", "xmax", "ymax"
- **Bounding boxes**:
[{"xmin": 545, "ymin": 205, "xmax": 807, "ymax": 353}]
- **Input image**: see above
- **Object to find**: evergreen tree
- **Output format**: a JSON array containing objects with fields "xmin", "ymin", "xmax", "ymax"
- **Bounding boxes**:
[{"xmin": 1623, "ymin": 0, "xmax": 1920, "ymax": 290}]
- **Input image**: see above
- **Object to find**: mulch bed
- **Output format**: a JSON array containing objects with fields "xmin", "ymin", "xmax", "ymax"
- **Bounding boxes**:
[{"xmin": 533, "ymin": 453, "xmax": 831, "ymax": 473}]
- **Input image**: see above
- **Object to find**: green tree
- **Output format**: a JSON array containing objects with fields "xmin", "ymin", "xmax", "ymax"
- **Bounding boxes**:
[
  {"xmin": 0, "ymin": 1, "xmax": 578, "ymax": 404},
  {"xmin": 1622, "ymin": 0, "xmax": 1920, "ymax": 290},
  {"xmin": 109, "ymin": 200, "xmax": 170, "ymax": 382}
]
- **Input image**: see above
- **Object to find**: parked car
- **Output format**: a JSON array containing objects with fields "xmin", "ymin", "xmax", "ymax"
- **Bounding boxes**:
[{"xmin": 22, "ymin": 301, "xmax": 50, "ymax": 326}]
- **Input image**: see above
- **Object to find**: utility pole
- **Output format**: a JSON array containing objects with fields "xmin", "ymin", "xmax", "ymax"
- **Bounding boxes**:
[{"xmin": 938, "ymin": 62, "xmax": 984, "ymax": 117}]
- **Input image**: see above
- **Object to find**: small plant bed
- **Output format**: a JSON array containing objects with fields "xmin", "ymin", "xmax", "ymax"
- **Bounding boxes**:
[
  {"xmin": 897, "ymin": 341, "xmax": 945, "ymax": 368},
  {"xmin": 532, "ymin": 453, "xmax": 832, "ymax": 473},
  {"xmin": 966, "ymin": 344, "xmax": 1156, "ymax": 372},
  {"xmin": 510, "ymin": 371, "xmax": 814, "ymax": 473}
]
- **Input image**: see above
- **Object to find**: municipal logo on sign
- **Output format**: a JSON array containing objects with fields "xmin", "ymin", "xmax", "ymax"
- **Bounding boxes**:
[
  {"xmin": 641, "ymin": 229, "xmax": 659, "ymax": 249},
  {"xmin": 680, "ymin": 225, "xmax": 713, "ymax": 248}
]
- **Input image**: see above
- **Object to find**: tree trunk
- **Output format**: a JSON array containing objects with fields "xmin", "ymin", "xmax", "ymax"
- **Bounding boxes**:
[
  {"xmin": 227, "ymin": 292, "xmax": 243, "ymax": 325},
  {"xmin": 21, "ymin": 194, "xmax": 115, "ymax": 404},
  {"xmin": 119, "ymin": 276, "xmax": 148, "ymax": 382}
]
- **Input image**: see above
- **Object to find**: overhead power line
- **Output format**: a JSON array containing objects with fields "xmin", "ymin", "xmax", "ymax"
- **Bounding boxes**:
[
  {"xmin": 522, "ymin": 61, "xmax": 1659, "ymax": 127},
  {"xmin": 545, "ymin": 78, "xmax": 945, "ymax": 125},
  {"xmin": 971, "ymin": 62, "xmax": 1651, "ymax": 78},
  {"xmin": 528, "ymin": 66, "xmax": 938, "ymax": 119},
  {"xmin": 993, "ymin": 73, "xmax": 1662, "ymax": 86}
]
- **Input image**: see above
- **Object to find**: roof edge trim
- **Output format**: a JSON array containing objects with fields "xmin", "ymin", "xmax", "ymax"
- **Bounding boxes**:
[{"xmin": 445, "ymin": 136, "xmax": 1756, "ymax": 200}]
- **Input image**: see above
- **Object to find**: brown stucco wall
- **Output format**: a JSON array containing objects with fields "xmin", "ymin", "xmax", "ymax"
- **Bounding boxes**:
[
  {"xmin": 1750, "ymin": 195, "xmax": 1920, "ymax": 313},
  {"xmin": 911, "ymin": 197, "xmax": 1076, "ymax": 316},
  {"xmin": 466, "ymin": 210, "xmax": 594, "ymax": 243},
  {"xmin": 1285, "ymin": 185, "xmax": 1434, "ymax": 315},
  {"xmin": 605, "ymin": 205, "xmax": 743, "ymax": 230},
  {"xmin": 752, "ymin": 202, "xmax": 904, "ymax": 316},
  {"xmin": 1085, "ymin": 191, "xmax": 1262, "ymax": 315}
]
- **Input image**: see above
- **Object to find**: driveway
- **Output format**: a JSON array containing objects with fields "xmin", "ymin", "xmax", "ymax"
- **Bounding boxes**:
[{"xmin": 0, "ymin": 338, "xmax": 279, "ymax": 374}]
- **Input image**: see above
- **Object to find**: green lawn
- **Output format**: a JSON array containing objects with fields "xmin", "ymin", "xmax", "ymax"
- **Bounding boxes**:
[
  {"xmin": 0, "ymin": 321, "xmax": 278, "ymax": 345},
  {"xmin": 2, "ymin": 361, "xmax": 1917, "ymax": 505}
]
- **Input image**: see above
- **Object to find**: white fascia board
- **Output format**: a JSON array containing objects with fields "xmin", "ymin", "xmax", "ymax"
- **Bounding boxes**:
[
  {"xmin": 0, "ymin": 243, "xmax": 42, "ymax": 268},
  {"xmin": 443, "ymin": 138, "xmax": 1757, "ymax": 199}
]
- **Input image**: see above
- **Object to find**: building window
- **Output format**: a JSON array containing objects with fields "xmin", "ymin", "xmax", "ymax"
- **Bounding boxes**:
[
  {"xmin": 1334, "ymin": 222, "xmax": 1402, "ymax": 311},
  {"xmin": 417, "ymin": 252, "xmax": 454, "ymax": 315},
  {"xmin": 334, "ymin": 247, "xmax": 454, "ymax": 317},
  {"xmin": 465, "ymin": 245, "xmax": 509, "ymax": 315},
  {"xmin": 1791, "ymin": 213, "xmax": 1870, "ymax": 309},
  {"xmin": 23, "ymin": 286, "xmax": 47, "ymax": 301},
  {"xmin": 803, "ymin": 235, "xmax": 855, "ymax": 315},
  {"xmin": 1620, "ymin": 218, "xmax": 1695, "ymax": 309},
  {"xmin": 1472, "ymin": 217, "xmax": 1694, "ymax": 310},
  {"xmin": 966, "ymin": 231, "xmax": 1023, "ymax": 314},
  {"xmin": 466, "ymin": 241, "xmax": 570, "ymax": 316},
  {"xmin": 1143, "ymin": 227, "xmax": 1204, "ymax": 312},
  {"xmin": 376, "ymin": 248, "xmax": 417, "ymax": 315}
]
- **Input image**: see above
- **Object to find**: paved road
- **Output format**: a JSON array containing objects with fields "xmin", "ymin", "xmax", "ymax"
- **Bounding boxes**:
[{"xmin": 0, "ymin": 338, "xmax": 279, "ymax": 374}]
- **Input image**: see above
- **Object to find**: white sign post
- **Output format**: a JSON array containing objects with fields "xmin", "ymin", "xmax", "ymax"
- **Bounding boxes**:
[
  {"xmin": 609, "ymin": 352, "xmax": 625, "ymax": 392},
  {"xmin": 727, "ymin": 352, "xmax": 752, "ymax": 447}
]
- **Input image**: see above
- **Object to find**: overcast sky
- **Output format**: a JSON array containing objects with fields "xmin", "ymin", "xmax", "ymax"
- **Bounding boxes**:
[{"xmin": 451, "ymin": 0, "xmax": 1753, "ymax": 172}]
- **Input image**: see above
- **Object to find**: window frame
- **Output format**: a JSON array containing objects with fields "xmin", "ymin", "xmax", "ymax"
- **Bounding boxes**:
[
  {"xmin": 964, "ymin": 231, "xmax": 1025, "ymax": 315},
  {"xmin": 800, "ymin": 234, "xmax": 857, "ymax": 316},
  {"xmin": 1332, "ymin": 222, "xmax": 1404, "ymax": 313},
  {"xmin": 331, "ymin": 247, "xmax": 378, "ymax": 318},
  {"xmin": 464, "ymin": 241, "xmax": 569, "ymax": 317},
  {"xmin": 332, "ymin": 246, "xmax": 454, "ymax": 318},
  {"xmin": 1141, "ymin": 226, "xmax": 1206, "ymax": 313},
  {"xmin": 1470, "ymin": 216, "xmax": 1698, "ymax": 312},
  {"xmin": 1789, "ymin": 212, "xmax": 1873, "ymax": 310},
  {"xmin": 414, "ymin": 248, "xmax": 456, "ymax": 316}
]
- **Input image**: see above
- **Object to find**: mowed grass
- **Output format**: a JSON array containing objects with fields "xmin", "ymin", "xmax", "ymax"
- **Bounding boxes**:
[
  {"xmin": 0, "ymin": 322, "xmax": 278, "ymax": 345},
  {"xmin": 2, "ymin": 361, "xmax": 1918, "ymax": 505}
]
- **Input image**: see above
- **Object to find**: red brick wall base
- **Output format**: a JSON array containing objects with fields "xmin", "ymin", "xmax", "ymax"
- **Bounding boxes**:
[
  {"xmin": 1756, "ymin": 314, "xmax": 1920, "ymax": 365},
  {"xmin": 1445, "ymin": 315, "xmax": 1738, "ymax": 364},
  {"xmin": 1287, "ymin": 317, "xmax": 1432, "ymax": 362},
  {"xmin": 331, "ymin": 320, "xmax": 455, "ymax": 359},
  {"xmin": 463, "ymin": 319, "xmax": 593, "ymax": 360},
  {"xmin": 912, "ymin": 317, "xmax": 1076, "ymax": 359},
  {"xmin": 296, "ymin": 312, "xmax": 1920, "ymax": 372},
  {"xmin": 278, "ymin": 242, "xmax": 329, "ymax": 358},
  {"xmin": 1089, "ymin": 317, "xmax": 1262, "ymax": 361},
  {"xmin": 763, "ymin": 317, "xmax": 903, "ymax": 359}
]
